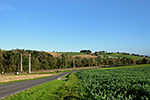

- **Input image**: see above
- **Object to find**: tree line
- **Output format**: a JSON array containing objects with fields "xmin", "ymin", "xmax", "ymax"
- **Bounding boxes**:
[{"xmin": 0, "ymin": 49, "xmax": 149, "ymax": 73}]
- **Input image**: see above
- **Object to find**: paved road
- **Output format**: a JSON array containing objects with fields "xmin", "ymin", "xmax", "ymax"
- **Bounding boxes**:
[{"xmin": 0, "ymin": 70, "xmax": 80, "ymax": 99}]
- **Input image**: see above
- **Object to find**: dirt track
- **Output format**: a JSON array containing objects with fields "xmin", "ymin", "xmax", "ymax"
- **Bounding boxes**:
[{"xmin": 0, "ymin": 74, "xmax": 53, "ymax": 83}]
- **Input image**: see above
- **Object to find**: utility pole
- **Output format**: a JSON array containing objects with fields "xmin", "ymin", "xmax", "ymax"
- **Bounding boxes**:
[
  {"xmin": 21, "ymin": 53, "xmax": 22, "ymax": 72},
  {"xmin": 2, "ymin": 64, "xmax": 4, "ymax": 73},
  {"xmin": 29, "ymin": 53, "xmax": 31, "ymax": 73}
]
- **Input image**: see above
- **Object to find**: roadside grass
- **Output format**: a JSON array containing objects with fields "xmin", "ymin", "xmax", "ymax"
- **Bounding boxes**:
[
  {"xmin": 2, "ymin": 72, "xmax": 80, "ymax": 100},
  {"xmin": 54, "ymin": 73, "xmax": 80, "ymax": 99},
  {"xmin": 2, "ymin": 80, "xmax": 66, "ymax": 100},
  {"xmin": 13, "ymin": 72, "xmax": 55, "ymax": 75}
]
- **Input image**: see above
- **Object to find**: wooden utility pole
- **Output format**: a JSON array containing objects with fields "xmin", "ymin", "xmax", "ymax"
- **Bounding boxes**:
[
  {"xmin": 21, "ymin": 54, "xmax": 22, "ymax": 72},
  {"xmin": 2, "ymin": 64, "xmax": 4, "ymax": 73},
  {"xmin": 29, "ymin": 53, "xmax": 31, "ymax": 73}
]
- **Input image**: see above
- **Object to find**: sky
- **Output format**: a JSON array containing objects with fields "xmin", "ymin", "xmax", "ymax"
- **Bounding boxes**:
[{"xmin": 0, "ymin": 0, "xmax": 150, "ymax": 55}]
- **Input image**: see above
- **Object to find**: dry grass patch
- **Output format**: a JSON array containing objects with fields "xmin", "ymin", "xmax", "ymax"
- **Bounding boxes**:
[
  {"xmin": 47, "ymin": 52, "xmax": 62, "ymax": 57},
  {"xmin": 73, "ymin": 55, "xmax": 97, "ymax": 58},
  {"xmin": 0, "ymin": 74, "xmax": 53, "ymax": 83}
]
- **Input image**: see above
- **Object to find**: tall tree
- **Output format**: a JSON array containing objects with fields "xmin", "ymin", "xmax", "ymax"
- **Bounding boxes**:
[
  {"xmin": 81, "ymin": 58, "xmax": 88, "ymax": 67},
  {"xmin": 75, "ymin": 57, "xmax": 82, "ymax": 67},
  {"xmin": 97, "ymin": 56, "xmax": 103, "ymax": 66},
  {"xmin": 0, "ymin": 49, "xmax": 4, "ymax": 72},
  {"xmin": 31, "ymin": 55, "xmax": 40, "ymax": 70}
]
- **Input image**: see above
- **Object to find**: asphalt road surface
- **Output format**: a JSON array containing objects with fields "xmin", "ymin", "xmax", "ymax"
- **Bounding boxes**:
[{"xmin": 0, "ymin": 70, "xmax": 80, "ymax": 99}]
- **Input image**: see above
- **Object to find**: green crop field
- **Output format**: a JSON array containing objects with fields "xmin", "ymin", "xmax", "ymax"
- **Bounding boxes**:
[{"xmin": 75, "ymin": 64, "xmax": 150, "ymax": 99}]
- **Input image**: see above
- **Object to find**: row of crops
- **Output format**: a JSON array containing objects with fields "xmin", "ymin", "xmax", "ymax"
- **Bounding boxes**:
[{"xmin": 75, "ymin": 65, "xmax": 150, "ymax": 99}]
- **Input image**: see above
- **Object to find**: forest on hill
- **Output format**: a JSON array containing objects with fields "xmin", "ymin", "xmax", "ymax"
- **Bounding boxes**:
[{"xmin": 0, "ymin": 49, "xmax": 149, "ymax": 73}]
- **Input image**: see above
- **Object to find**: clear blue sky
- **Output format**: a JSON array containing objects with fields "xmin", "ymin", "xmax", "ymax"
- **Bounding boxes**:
[{"xmin": 0, "ymin": 0, "xmax": 150, "ymax": 55}]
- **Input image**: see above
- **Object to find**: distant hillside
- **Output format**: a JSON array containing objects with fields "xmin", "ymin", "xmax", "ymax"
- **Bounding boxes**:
[
  {"xmin": 99, "ymin": 53, "xmax": 150, "ymax": 60},
  {"xmin": 73, "ymin": 55, "xmax": 97, "ymax": 58},
  {"xmin": 48, "ymin": 51, "xmax": 150, "ymax": 60},
  {"xmin": 59, "ymin": 52, "xmax": 97, "ymax": 58},
  {"xmin": 59, "ymin": 52, "xmax": 86, "ymax": 56}
]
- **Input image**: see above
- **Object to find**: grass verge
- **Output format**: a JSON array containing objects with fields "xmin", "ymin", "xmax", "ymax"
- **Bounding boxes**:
[
  {"xmin": 53, "ymin": 73, "xmax": 80, "ymax": 100},
  {"xmin": 2, "ymin": 72, "xmax": 80, "ymax": 100},
  {"xmin": 2, "ymin": 80, "xmax": 66, "ymax": 100}
]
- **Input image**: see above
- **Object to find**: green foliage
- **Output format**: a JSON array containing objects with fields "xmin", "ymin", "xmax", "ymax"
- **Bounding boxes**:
[
  {"xmin": 0, "ymin": 50, "xmax": 54, "ymax": 72},
  {"xmin": 0, "ymin": 49, "xmax": 4, "ymax": 72},
  {"xmin": 142, "ymin": 58, "xmax": 149, "ymax": 64},
  {"xmin": 0, "ymin": 49, "xmax": 149, "ymax": 73},
  {"xmin": 80, "ymin": 50, "xmax": 92, "ymax": 54},
  {"xmin": 75, "ymin": 64, "xmax": 150, "ymax": 99},
  {"xmin": 75, "ymin": 57, "xmax": 82, "ymax": 67}
]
